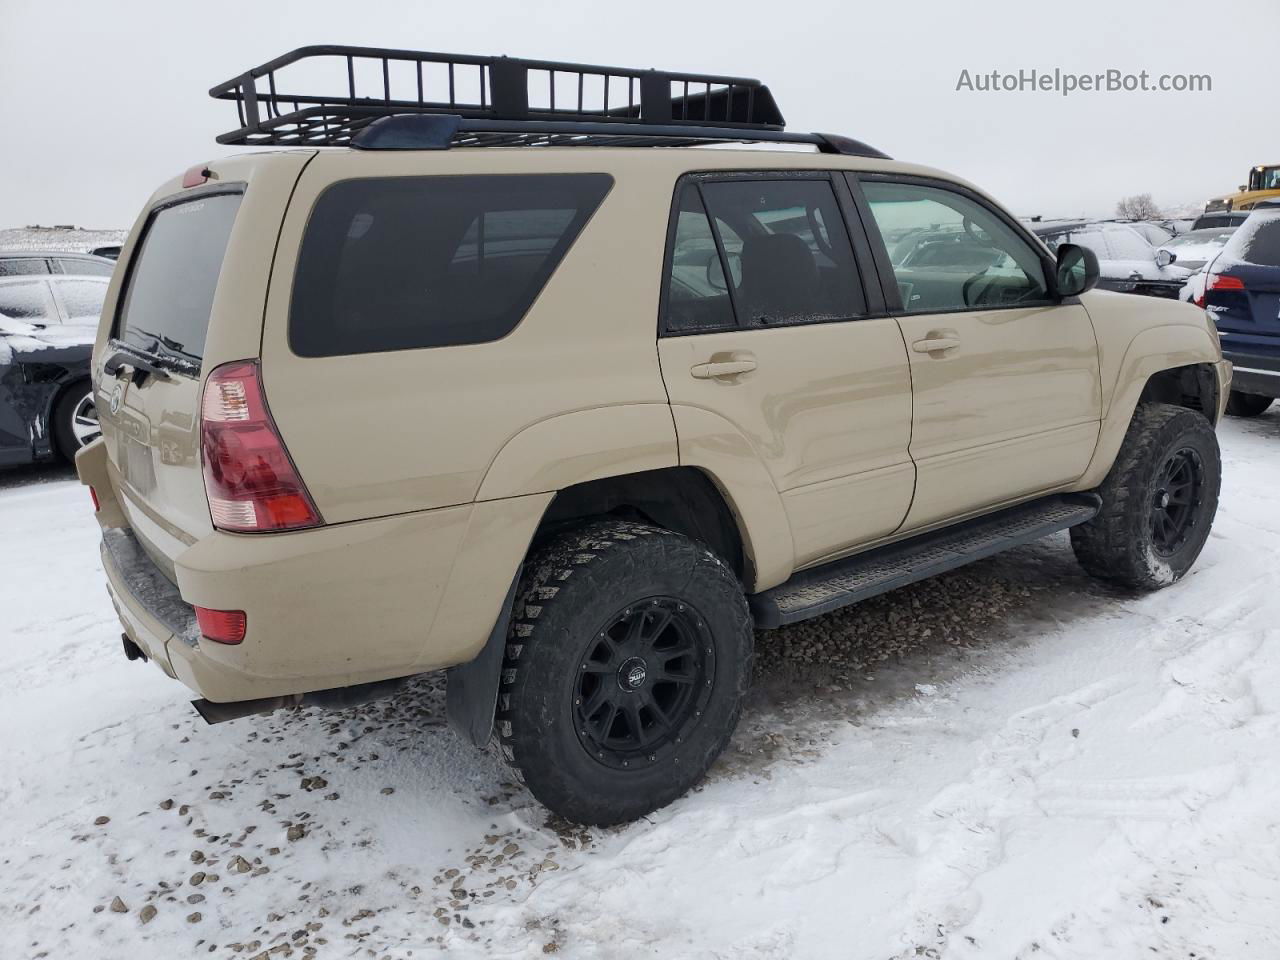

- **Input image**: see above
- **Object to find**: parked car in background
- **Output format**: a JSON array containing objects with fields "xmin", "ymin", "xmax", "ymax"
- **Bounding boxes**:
[
  {"xmin": 1159, "ymin": 227, "xmax": 1239, "ymax": 273},
  {"xmin": 1102, "ymin": 219, "xmax": 1174, "ymax": 247},
  {"xmin": 1192, "ymin": 210, "xmax": 1251, "ymax": 232},
  {"xmin": 1195, "ymin": 201, "xmax": 1280, "ymax": 417},
  {"xmin": 0, "ymin": 274, "xmax": 107, "ymax": 466},
  {"xmin": 1032, "ymin": 220, "xmax": 1192, "ymax": 298},
  {"xmin": 0, "ymin": 250, "xmax": 115, "ymax": 277}
]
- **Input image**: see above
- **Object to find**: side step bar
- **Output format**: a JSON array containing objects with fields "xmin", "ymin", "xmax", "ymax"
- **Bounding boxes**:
[{"xmin": 750, "ymin": 493, "xmax": 1101, "ymax": 629}]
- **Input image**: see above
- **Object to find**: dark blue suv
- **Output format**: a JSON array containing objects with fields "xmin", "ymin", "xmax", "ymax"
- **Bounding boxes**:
[{"xmin": 1199, "ymin": 201, "xmax": 1280, "ymax": 416}]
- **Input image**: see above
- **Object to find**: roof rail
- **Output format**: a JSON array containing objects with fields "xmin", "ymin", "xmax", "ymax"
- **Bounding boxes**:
[{"xmin": 208, "ymin": 46, "xmax": 889, "ymax": 159}]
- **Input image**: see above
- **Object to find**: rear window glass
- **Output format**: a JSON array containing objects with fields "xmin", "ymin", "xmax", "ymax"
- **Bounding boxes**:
[
  {"xmin": 289, "ymin": 174, "xmax": 612, "ymax": 357},
  {"xmin": 0, "ymin": 258, "xmax": 49, "ymax": 277},
  {"xmin": 54, "ymin": 279, "xmax": 107, "ymax": 322},
  {"xmin": 116, "ymin": 192, "xmax": 242, "ymax": 369},
  {"xmin": 1222, "ymin": 212, "xmax": 1280, "ymax": 267},
  {"xmin": 54, "ymin": 258, "xmax": 113, "ymax": 277}
]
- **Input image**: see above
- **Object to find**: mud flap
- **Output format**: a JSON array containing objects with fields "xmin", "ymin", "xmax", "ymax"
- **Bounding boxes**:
[{"xmin": 445, "ymin": 570, "xmax": 520, "ymax": 747}]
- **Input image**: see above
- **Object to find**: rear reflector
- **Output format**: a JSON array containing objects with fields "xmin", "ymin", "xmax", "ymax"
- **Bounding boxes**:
[
  {"xmin": 199, "ymin": 361, "xmax": 322, "ymax": 533},
  {"xmin": 194, "ymin": 606, "xmax": 247, "ymax": 645},
  {"xmin": 89, "ymin": 486, "xmax": 100, "ymax": 512}
]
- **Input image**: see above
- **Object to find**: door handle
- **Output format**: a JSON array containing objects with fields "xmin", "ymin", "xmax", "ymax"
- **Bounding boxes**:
[
  {"xmin": 691, "ymin": 357, "xmax": 757, "ymax": 380},
  {"xmin": 912, "ymin": 337, "xmax": 961, "ymax": 354}
]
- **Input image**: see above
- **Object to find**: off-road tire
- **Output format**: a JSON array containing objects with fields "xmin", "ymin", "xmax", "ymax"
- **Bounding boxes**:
[
  {"xmin": 1225, "ymin": 390, "xmax": 1273, "ymax": 418},
  {"xmin": 1071, "ymin": 403, "xmax": 1220, "ymax": 589},
  {"xmin": 496, "ymin": 520, "xmax": 753, "ymax": 826}
]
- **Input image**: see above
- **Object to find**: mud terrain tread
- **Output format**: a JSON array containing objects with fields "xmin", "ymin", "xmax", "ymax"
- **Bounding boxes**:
[
  {"xmin": 495, "ymin": 519, "xmax": 752, "ymax": 824},
  {"xmin": 1070, "ymin": 402, "xmax": 1219, "ymax": 589}
]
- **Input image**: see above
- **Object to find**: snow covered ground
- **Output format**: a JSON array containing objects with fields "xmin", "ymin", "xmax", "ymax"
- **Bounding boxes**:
[{"xmin": 4, "ymin": 412, "xmax": 1280, "ymax": 960}]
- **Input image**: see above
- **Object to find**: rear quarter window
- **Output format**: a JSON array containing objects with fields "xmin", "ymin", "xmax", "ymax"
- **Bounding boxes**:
[{"xmin": 289, "ymin": 173, "xmax": 612, "ymax": 357}]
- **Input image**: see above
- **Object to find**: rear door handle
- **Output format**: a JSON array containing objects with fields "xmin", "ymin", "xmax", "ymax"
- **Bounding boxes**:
[
  {"xmin": 911, "ymin": 337, "xmax": 961, "ymax": 354},
  {"xmin": 691, "ymin": 357, "xmax": 757, "ymax": 380}
]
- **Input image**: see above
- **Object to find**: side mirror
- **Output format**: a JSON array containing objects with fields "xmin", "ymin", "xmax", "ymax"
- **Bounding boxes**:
[
  {"xmin": 1155, "ymin": 248, "xmax": 1176, "ymax": 268},
  {"xmin": 1054, "ymin": 243, "xmax": 1100, "ymax": 297}
]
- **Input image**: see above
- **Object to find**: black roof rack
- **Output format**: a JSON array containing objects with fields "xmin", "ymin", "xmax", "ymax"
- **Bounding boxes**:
[{"xmin": 210, "ymin": 45, "xmax": 889, "ymax": 159}]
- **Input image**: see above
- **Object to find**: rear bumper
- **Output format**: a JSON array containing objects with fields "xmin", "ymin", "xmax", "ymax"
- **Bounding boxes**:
[
  {"xmin": 81, "ymin": 442, "xmax": 551, "ymax": 703},
  {"xmin": 1222, "ymin": 348, "xmax": 1280, "ymax": 398}
]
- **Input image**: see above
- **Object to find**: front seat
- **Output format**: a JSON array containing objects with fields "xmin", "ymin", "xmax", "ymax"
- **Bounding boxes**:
[{"xmin": 736, "ymin": 233, "xmax": 818, "ymax": 325}]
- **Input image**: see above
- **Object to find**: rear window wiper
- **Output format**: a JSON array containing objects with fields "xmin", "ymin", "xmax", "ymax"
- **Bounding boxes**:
[{"xmin": 104, "ymin": 344, "xmax": 176, "ymax": 384}]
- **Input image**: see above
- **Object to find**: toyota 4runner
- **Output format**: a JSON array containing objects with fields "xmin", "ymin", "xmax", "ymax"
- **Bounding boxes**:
[{"xmin": 77, "ymin": 47, "xmax": 1231, "ymax": 825}]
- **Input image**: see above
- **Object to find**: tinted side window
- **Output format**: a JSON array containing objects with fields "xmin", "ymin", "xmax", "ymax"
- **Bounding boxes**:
[
  {"xmin": 290, "ymin": 174, "xmax": 612, "ymax": 357},
  {"xmin": 863, "ymin": 180, "xmax": 1049, "ymax": 312},
  {"xmin": 699, "ymin": 179, "xmax": 866, "ymax": 328},
  {"xmin": 0, "ymin": 258, "xmax": 50, "ymax": 277},
  {"xmin": 54, "ymin": 258, "xmax": 113, "ymax": 277},
  {"xmin": 665, "ymin": 185, "xmax": 737, "ymax": 333},
  {"xmin": 0, "ymin": 281, "xmax": 54, "ymax": 322},
  {"xmin": 53, "ymin": 279, "xmax": 107, "ymax": 322}
]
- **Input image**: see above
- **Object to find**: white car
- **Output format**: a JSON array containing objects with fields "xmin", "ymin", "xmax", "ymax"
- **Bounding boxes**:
[
  {"xmin": 1032, "ymin": 221, "xmax": 1192, "ymax": 299},
  {"xmin": 1158, "ymin": 227, "xmax": 1238, "ymax": 273}
]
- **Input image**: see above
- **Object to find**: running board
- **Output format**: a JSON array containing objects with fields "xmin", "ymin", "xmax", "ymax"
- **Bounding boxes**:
[{"xmin": 750, "ymin": 493, "xmax": 1101, "ymax": 629}]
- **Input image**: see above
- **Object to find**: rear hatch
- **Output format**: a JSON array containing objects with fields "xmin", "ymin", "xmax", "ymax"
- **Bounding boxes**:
[
  {"xmin": 95, "ymin": 152, "xmax": 314, "ymax": 578},
  {"xmin": 1205, "ymin": 208, "xmax": 1280, "ymax": 362}
]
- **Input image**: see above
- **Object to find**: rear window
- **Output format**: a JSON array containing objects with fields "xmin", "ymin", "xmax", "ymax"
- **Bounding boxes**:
[
  {"xmin": 116, "ymin": 192, "xmax": 242, "ymax": 370},
  {"xmin": 0, "ymin": 258, "xmax": 49, "ymax": 277},
  {"xmin": 289, "ymin": 174, "xmax": 612, "ymax": 357},
  {"xmin": 1222, "ymin": 212, "xmax": 1280, "ymax": 267}
]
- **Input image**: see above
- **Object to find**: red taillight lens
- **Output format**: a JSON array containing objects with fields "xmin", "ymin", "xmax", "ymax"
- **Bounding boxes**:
[
  {"xmin": 194, "ymin": 606, "xmax": 247, "ymax": 645},
  {"xmin": 1208, "ymin": 274, "xmax": 1245, "ymax": 292},
  {"xmin": 200, "ymin": 361, "xmax": 321, "ymax": 533},
  {"xmin": 89, "ymin": 486, "xmax": 100, "ymax": 512}
]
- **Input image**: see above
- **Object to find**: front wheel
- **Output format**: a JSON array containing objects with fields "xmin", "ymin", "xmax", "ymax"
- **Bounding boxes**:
[
  {"xmin": 1225, "ymin": 390, "xmax": 1273, "ymax": 418},
  {"xmin": 496, "ymin": 520, "xmax": 753, "ymax": 826},
  {"xmin": 1071, "ymin": 403, "xmax": 1220, "ymax": 590}
]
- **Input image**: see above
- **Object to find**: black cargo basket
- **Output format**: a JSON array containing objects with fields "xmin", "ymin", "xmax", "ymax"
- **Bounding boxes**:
[{"xmin": 210, "ymin": 45, "xmax": 791, "ymax": 146}]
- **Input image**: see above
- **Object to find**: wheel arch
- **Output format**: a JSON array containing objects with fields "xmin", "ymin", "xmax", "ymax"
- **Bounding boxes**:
[
  {"xmin": 534, "ymin": 465, "xmax": 753, "ymax": 589},
  {"xmin": 1077, "ymin": 323, "xmax": 1226, "ymax": 490}
]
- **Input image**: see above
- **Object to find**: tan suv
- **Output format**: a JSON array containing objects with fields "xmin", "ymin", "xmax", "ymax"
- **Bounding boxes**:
[{"xmin": 76, "ymin": 47, "xmax": 1230, "ymax": 825}]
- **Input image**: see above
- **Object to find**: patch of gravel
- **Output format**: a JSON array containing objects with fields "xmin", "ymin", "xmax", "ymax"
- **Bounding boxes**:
[{"xmin": 751, "ymin": 546, "xmax": 1076, "ymax": 688}]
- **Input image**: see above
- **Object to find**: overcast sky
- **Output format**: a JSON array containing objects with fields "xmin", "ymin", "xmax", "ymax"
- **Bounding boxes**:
[{"xmin": 1, "ymin": 0, "xmax": 1276, "ymax": 229}]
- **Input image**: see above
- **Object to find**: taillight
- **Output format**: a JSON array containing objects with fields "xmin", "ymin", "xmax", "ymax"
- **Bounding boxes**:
[
  {"xmin": 1197, "ymin": 273, "xmax": 1245, "ymax": 308},
  {"xmin": 194, "ymin": 606, "xmax": 247, "ymax": 645},
  {"xmin": 199, "ymin": 361, "xmax": 321, "ymax": 533}
]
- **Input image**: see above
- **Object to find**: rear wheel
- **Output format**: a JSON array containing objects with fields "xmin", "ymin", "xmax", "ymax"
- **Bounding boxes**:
[
  {"xmin": 1225, "ymin": 390, "xmax": 1273, "ymax": 418},
  {"xmin": 53, "ymin": 384, "xmax": 100, "ymax": 461},
  {"xmin": 1071, "ymin": 403, "xmax": 1220, "ymax": 589},
  {"xmin": 496, "ymin": 520, "xmax": 753, "ymax": 826}
]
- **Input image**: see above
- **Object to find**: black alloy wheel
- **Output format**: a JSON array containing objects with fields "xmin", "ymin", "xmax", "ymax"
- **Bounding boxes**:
[
  {"xmin": 1149, "ymin": 447, "xmax": 1205, "ymax": 557},
  {"xmin": 574, "ymin": 596, "xmax": 715, "ymax": 770}
]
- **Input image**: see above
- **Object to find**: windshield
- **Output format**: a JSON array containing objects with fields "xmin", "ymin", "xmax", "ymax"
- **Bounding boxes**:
[{"xmin": 115, "ymin": 192, "xmax": 242, "ymax": 373}]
